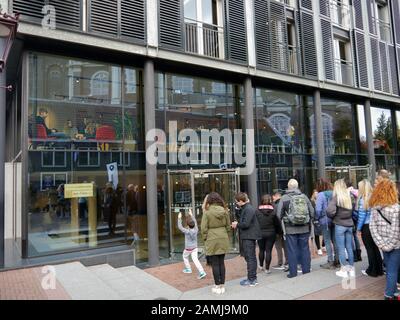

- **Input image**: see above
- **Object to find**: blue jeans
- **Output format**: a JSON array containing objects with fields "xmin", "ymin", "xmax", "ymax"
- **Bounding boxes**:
[
  {"xmin": 322, "ymin": 224, "xmax": 336, "ymax": 262},
  {"xmin": 382, "ymin": 249, "xmax": 400, "ymax": 297},
  {"xmin": 335, "ymin": 225, "xmax": 354, "ymax": 266},
  {"xmin": 285, "ymin": 233, "xmax": 311, "ymax": 277},
  {"xmin": 352, "ymin": 230, "xmax": 361, "ymax": 251}
]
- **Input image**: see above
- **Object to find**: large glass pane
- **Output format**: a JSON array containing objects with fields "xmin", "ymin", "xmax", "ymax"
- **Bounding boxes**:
[
  {"xmin": 254, "ymin": 88, "xmax": 315, "ymax": 196},
  {"xmin": 27, "ymin": 52, "xmax": 143, "ymax": 257}
]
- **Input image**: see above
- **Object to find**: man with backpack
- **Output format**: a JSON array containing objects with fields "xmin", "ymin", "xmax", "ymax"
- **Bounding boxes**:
[{"xmin": 276, "ymin": 179, "xmax": 315, "ymax": 278}]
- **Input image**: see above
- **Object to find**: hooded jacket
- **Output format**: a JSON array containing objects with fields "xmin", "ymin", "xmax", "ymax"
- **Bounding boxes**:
[
  {"xmin": 178, "ymin": 216, "xmax": 198, "ymax": 250},
  {"xmin": 256, "ymin": 204, "xmax": 281, "ymax": 238},
  {"xmin": 201, "ymin": 204, "xmax": 231, "ymax": 256},
  {"xmin": 315, "ymin": 190, "xmax": 333, "ymax": 227}
]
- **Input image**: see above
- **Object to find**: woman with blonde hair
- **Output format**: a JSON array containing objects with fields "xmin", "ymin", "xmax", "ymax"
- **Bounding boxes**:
[
  {"xmin": 326, "ymin": 179, "xmax": 356, "ymax": 278},
  {"xmin": 369, "ymin": 179, "xmax": 400, "ymax": 300},
  {"xmin": 355, "ymin": 179, "xmax": 383, "ymax": 278}
]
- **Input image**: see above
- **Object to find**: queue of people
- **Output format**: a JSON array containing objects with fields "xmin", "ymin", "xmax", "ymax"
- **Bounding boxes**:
[{"xmin": 178, "ymin": 169, "xmax": 400, "ymax": 300}]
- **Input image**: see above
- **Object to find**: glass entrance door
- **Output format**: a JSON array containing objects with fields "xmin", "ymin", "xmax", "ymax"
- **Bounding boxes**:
[{"xmin": 168, "ymin": 169, "xmax": 240, "ymax": 255}]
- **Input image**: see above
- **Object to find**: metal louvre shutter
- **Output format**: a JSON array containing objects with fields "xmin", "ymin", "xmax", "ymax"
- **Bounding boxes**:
[
  {"xmin": 254, "ymin": 0, "xmax": 271, "ymax": 68},
  {"xmin": 159, "ymin": 0, "xmax": 183, "ymax": 49},
  {"xmin": 300, "ymin": 0, "xmax": 312, "ymax": 11},
  {"xmin": 371, "ymin": 38, "xmax": 382, "ymax": 91},
  {"xmin": 300, "ymin": 11, "xmax": 318, "ymax": 77},
  {"xmin": 48, "ymin": 0, "xmax": 81, "ymax": 30},
  {"xmin": 321, "ymin": 18, "xmax": 334, "ymax": 80},
  {"xmin": 270, "ymin": 1, "xmax": 288, "ymax": 71},
  {"xmin": 353, "ymin": 0, "xmax": 364, "ymax": 30},
  {"xmin": 319, "ymin": 0, "xmax": 330, "ymax": 18},
  {"xmin": 388, "ymin": 45, "xmax": 399, "ymax": 95},
  {"xmin": 392, "ymin": 0, "xmax": 400, "ymax": 45},
  {"xmin": 89, "ymin": 0, "xmax": 118, "ymax": 37},
  {"xmin": 379, "ymin": 42, "xmax": 390, "ymax": 93},
  {"xmin": 121, "ymin": 0, "xmax": 146, "ymax": 42},
  {"xmin": 354, "ymin": 31, "xmax": 369, "ymax": 88},
  {"xmin": 224, "ymin": 0, "xmax": 248, "ymax": 64},
  {"xmin": 12, "ymin": 0, "xmax": 45, "ymax": 22}
]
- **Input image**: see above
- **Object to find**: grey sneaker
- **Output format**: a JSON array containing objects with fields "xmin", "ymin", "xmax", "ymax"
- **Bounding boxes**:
[{"xmin": 272, "ymin": 264, "xmax": 285, "ymax": 270}]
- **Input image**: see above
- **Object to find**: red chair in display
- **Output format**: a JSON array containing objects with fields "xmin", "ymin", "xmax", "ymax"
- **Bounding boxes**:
[
  {"xmin": 30, "ymin": 124, "xmax": 56, "ymax": 149},
  {"xmin": 95, "ymin": 125, "xmax": 116, "ymax": 151}
]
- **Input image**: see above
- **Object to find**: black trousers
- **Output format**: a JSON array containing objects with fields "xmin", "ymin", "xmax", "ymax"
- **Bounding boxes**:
[
  {"xmin": 210, "ymin": 254, "xmax": 226, "ymax": 285},
  {"xmin": 361, "ymin": 224, "xmax": 384, "ymax": 277},
  {"xmin": 258, "ymin": 233, "xmax": 276, "ymax": 270},
  {"xmin": 242, "ymin": 239, "xmax": 258, "ymax": 281}
]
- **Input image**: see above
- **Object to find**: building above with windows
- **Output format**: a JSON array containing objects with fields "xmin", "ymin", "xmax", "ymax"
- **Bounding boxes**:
[{"xmin": 2, "ymin": 0, "xmax": 400, "ymax": 268}]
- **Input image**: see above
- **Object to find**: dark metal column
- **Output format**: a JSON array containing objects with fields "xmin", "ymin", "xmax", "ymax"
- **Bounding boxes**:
[
  {"xmin": 313, "ymin": 90, "xmax": 326, "ymax": 179},
  {"xmin": 244, "ymin": 77, "xmax": 258, "ymax": 205},
  {"xmin": 144, "ymin": 59, "xmax": 159, "ymax": 266},
  {"xmin": 364, "ymin": 99, "xmax": 376, "ymax": 182},
  {"xmin": 0, "ymin": 65, "xmax": 5, "ymax": 268}
]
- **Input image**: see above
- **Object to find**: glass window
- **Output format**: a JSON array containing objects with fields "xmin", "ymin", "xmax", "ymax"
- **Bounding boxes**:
[
  {"xmin": 26, "ymin": 52, "xmax": 144, "ymax": 257},
  {"xmin": 254, "ymin": 88, "xmax": 315, "ymax": 196},
  {"xmin": 371, "ymin": 107, "xmax": 393, "ymax": 154}
]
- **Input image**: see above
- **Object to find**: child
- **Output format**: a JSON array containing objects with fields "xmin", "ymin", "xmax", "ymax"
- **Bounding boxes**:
[{"xmin": 178, "ymin": 209, "xmax": 206, "ymax": 279}]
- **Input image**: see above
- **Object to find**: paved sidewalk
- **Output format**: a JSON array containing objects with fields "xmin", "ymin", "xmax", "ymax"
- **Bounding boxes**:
[{"xmin": 0, "ymin": 250, "xmax": 387, "ymax": 300}]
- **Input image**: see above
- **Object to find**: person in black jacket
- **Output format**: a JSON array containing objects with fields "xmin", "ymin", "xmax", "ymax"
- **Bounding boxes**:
[
  {"xmin": 256, "ymin": 194, "xmax": 281, "ymax": 274},
  {"xmin": 232, "ymin": 192, "xmax": 262, "ymax": 287}
]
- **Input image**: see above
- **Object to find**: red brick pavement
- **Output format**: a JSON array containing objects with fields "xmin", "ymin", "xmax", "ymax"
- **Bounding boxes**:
[
  {"xmin": 0, "ymin": 267, "xmax": 70, "ymax": 300},
  {"xmin": 145, "ymin": 242, "xmax": 323, "ymax": 292}
]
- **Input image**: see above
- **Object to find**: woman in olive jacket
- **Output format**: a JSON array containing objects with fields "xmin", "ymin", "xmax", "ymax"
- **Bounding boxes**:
[{"xmin": 201, "ymin": 192, "xmax": 231, "ymax": 295}]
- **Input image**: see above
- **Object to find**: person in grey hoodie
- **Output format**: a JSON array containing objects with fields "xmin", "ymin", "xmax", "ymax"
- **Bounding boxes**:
[
  {"xmin": 178, "ymin": 209, "xmax": 206, "ymax": 279},
  {"xmin": 276, "ymin": 179, "xmax": 315, "ymax": 278}
]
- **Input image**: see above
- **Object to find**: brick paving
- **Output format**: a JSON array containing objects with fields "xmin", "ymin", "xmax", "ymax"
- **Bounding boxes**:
[
  {"xmin": 145, "ymin": 243, "xmax": 324, "ymax": 292},
  {"xmin": 0, "ymin": 267, "xmax": 70, "ymax": 300}
]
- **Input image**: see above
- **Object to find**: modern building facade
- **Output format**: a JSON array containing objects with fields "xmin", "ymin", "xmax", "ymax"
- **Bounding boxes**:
[{"xmin": 2, "ymin": 0, "xmax": 400, "ymax": 267}]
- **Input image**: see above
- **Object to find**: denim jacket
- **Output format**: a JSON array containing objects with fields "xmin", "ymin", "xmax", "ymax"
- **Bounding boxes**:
[
  {"xmin": 315, "ymin": 191, "xmax": 333, "ymax": 227},
  {"xmin": 355, "ymin": 197, "xmax": 371, "ymax": 231}
]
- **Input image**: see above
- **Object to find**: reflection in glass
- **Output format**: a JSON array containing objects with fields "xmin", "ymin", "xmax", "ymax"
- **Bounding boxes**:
[{"xmin": 26, "ymin": 52, "xmax": 146, "ymax": 258}]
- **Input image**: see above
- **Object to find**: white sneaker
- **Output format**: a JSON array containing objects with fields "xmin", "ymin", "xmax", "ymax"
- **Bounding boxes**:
[
  {"xmin": 317, "ymin": 249, "xmax": 323, "ymax": 256},
  {"xmin": 349, "ymin": 266, "xmax": 356, "ymax": 278},
  {"xmin": 211, "ymin": 285, "xmax": 220, "ymax": 294},
  {"xmin": 220, "ymin": 285, "xmax": 225, "ymax": 294},
  {"xmin": 265, "ymin": 269, "xmax": 271, "ymax": 274},
  {"xmin": 336, "ymin": 267, "xmax": 349, "ymax": 278},
  {"xmin": 258, "ymin": 265, "xmax": 264, "ymax": 271},
  {"xmin": 322, "ymin": 247, "xmax": 327, "ymax": 252},
  {"xmin": 361, "ymin": 270, "xmax": 368, "ymax": 276}
]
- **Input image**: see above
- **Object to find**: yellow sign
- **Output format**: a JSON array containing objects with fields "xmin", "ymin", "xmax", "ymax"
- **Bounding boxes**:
[{"xmin": 65, "ymin": 183, "xmax": 95, "ymax": 199}]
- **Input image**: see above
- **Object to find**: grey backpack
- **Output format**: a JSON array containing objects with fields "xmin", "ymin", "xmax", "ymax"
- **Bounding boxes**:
[{"xmin": 285, "ymin": 194, "xmax": 310, "ymax": 226}]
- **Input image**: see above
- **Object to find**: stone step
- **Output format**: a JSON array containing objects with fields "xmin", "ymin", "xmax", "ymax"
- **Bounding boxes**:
[
  {"xmin": 53, "ymin": 262, "xmax": 121, "ymax": 300},
  {"xmin": 88, "ymin": 264, "xmax": 164, "ymax": 300},
  {"xmin": 118, "ymin": 266, "xmax": 182, "ymax": 300}
]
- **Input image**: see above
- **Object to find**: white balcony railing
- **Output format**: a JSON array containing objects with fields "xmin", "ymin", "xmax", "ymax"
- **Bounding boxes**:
[
  {"xmin": 377, "ymin": 19, "xmax": 392, "ymax": 43},
  {"xmin": 330, "ymin": 0, "xmax": 350, "ymax": 29},
  {"xmin": 334, "ymin": 59, "xmax": 354, "ymax": 86},
  {"xmin": 184, "ymin": 19, "xmax": 224, "ymax": 59}
]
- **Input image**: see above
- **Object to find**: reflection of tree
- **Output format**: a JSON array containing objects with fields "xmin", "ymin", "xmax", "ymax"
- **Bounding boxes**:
[
  {"xmin": 333, "ymin": 118, "xmax": 352, "ymax": 153},
  {"xmin": 374, "ymin": 112, "xmax": 393, "ymax": 153}
]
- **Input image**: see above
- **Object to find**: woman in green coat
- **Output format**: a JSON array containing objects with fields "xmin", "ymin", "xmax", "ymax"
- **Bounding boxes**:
[{"xmin": 201, "ymin": 192, "xmax": 231, "ymax": 295}]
